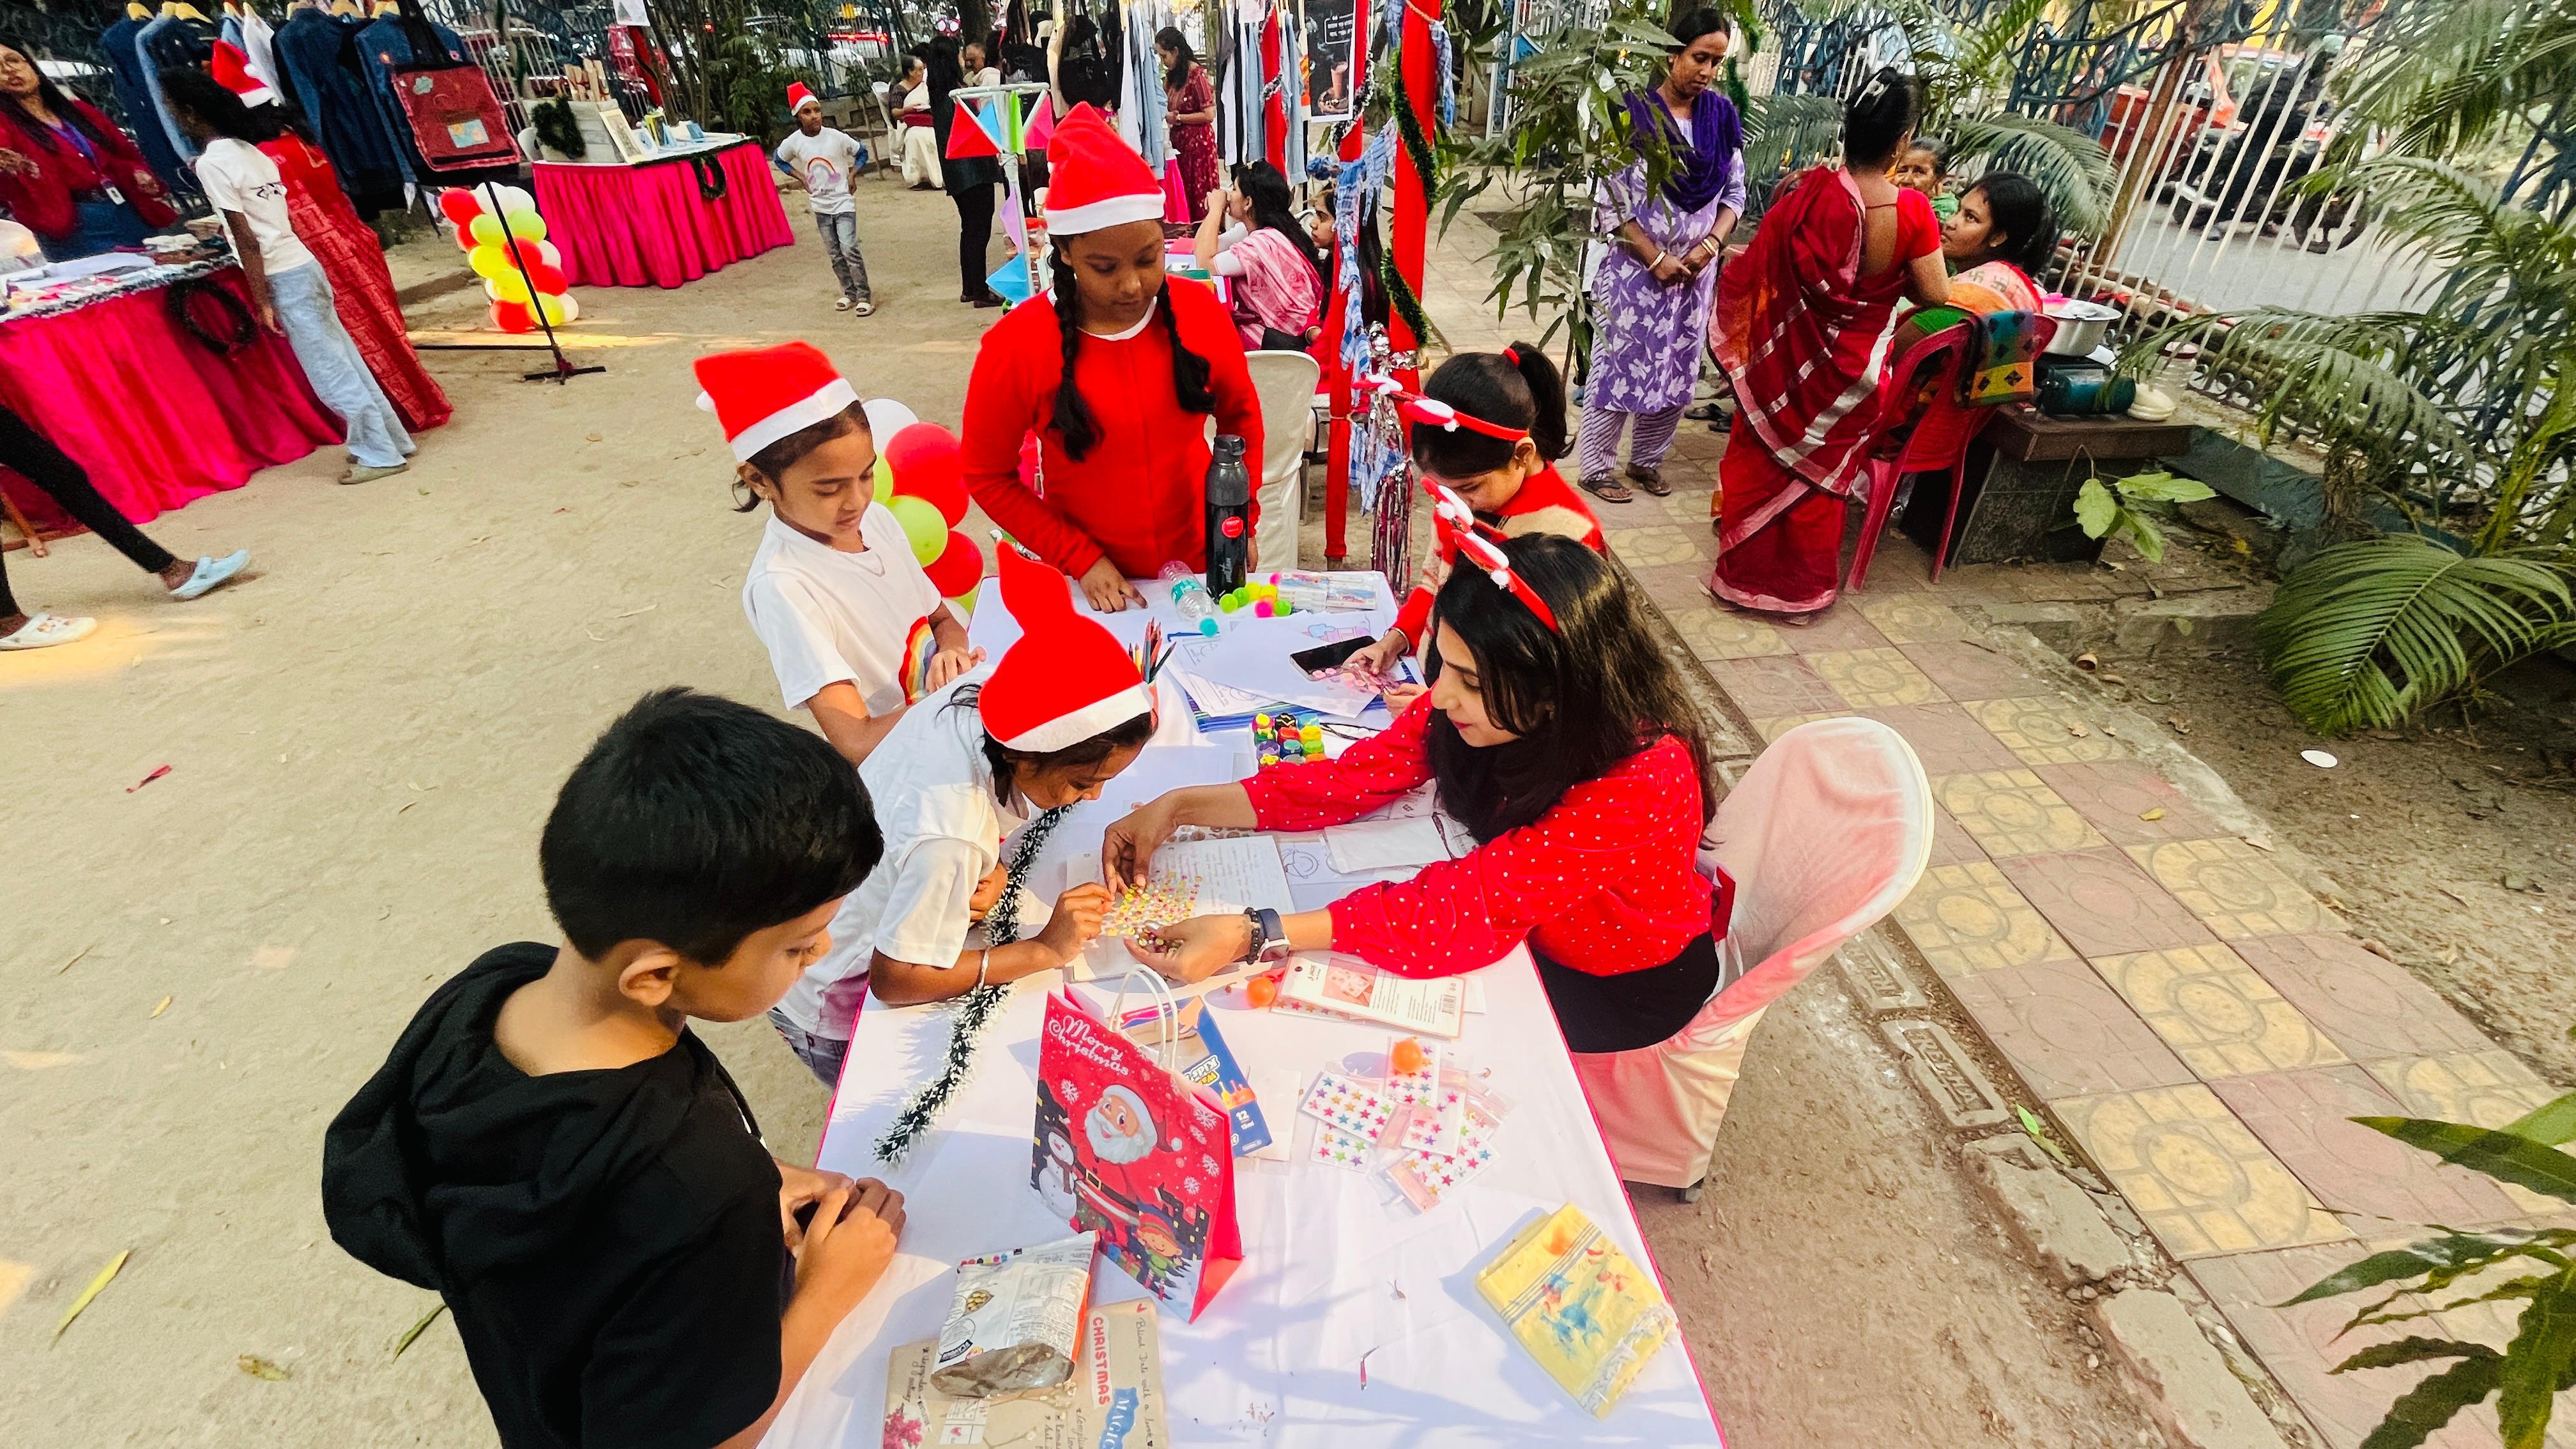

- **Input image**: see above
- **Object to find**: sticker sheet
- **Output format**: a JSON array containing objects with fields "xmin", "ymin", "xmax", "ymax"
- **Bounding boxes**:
[
  {"xmin": 1297, "ymin": 1070, "xmax": 1396, "ymax": 1140},
  {"xmin": 1387, "ymin": 1099, "xmax": 1505, "ymax": 1212},
  {"xmin": 1308, "ymin": 1124, "xmax": 1376, "ymax": 1172}
]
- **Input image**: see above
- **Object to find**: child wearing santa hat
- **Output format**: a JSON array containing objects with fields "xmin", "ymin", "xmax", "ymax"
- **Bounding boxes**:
[
  {"xmin": 772, "ymin": 82, "xmax": 875, "ymax": 315},
  {"xmin": 770, "ymin": 542, "xmax": 1146, "ymax": 1085},
  {"xmin": 696, "ymin": 341, "xmax": 979, "ymax": 771},
  {"xmin": 958, "ymin": 103, "xmax": 1264, "ymax": 613}
]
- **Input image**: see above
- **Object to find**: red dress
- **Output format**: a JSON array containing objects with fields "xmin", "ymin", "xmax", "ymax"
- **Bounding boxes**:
[
  {"xmin": 1239, "ymin": 696, "xmax": 1712, "ymax": 978},
  {"xmin": 1707, "ymin": 169, "xmax": 1938, "ymax": 616},
  {"xmin": 259, "ymin": 134, "xmax": 452, "ymax": 433},
  {"xmin": 1165, "ymin": 66, "xmax": 1220, "ymax": 223},
  {"xmin": 960, "ymin": 280, "xmax": 1263, "ymax": 581}
]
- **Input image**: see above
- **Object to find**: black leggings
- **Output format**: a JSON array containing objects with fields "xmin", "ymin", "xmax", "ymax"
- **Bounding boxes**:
[
  {"xmin": 953, "ymin": 184, "xmax": 995, "ymax": 298},
  {"xmin": 1537, "ymin": 931, "xmax": 1722, "ymax": 1054},
  {"xmin": 0, "ymin": 403, "xmax": 176, "ymax": 618}
]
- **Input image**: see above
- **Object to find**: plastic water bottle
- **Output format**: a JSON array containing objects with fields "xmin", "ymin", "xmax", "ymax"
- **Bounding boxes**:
[
  {"xmin": 1160, "ymin": 560, "xmax": 1216, "ymax": 622},
  {"xmin": 1204, "ymin": 434, "xmax": 1252, "ymax": 597}
]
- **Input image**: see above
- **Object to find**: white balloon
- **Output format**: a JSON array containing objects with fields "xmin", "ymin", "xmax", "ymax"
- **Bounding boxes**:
[
  {"xmin": 537, "ymin": 239, "xmax": 562, "ymax": 268},
  {"xmin": 492, "ymin": 183, "xmax": 536, "ymax": 216},
  {"xmin": 555, "ymin": 293, "xmax": 579, "ymax": 323},
  {"xmin": 482, "ymin": 277, "xmax": 500, "ymax": 300},
  {"xmin": 863, "ymin": 397, "xmax": 919, "ymax": 435}
]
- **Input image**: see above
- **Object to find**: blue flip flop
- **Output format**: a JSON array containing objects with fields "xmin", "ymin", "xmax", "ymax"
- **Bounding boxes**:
[{"xmin": 169, "ymin": 548, "xmax": 250, "ymax": 601}]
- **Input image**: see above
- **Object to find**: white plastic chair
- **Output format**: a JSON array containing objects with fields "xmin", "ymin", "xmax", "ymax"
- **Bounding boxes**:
[
  {"xmin": 1572, "ymin": 717, "xmax": 1933, "ymax": 1198},
  {"xmin": 1244, "ymin": 349, "xmax": 1320, "ymax": 572}
]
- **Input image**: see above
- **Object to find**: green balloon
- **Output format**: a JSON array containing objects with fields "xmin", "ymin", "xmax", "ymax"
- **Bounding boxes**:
[
  {"xmin": 873, "ymin": 456, "xmax": 896, "ymax": 503},
  {"xmin": 503, "ymin": 210, "xmax": 548, "ymax": 243},
  {"xmin": 889, "ymin": 494, "xmax": 947, "ymax": 563},
  {"xmin": 468, "ymin": 212, "xmax": 503, "ymax": 247}
]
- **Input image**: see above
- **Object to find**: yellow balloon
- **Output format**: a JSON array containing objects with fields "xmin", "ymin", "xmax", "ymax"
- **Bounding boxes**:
[
  {"xmin": 490, "ymin": 270, "xmax": 533, "ymax": 303},
  {"xmin": 468, "ymin": 212, "xmax": 503, "ymax": 247},
  {"xmin": 503, "ymin": 210, "xmax": 548, "ymax": 243},
  {"xmin": 872, "ymin": 456, "xmax": 895, "ymax": 503},
  {"xmin": 468, "ymin": 243, "xmax": 511, "ymax": 279},
  {"xmin": 533, "ymin": 293, "xmax": 571, "ymax": 326}
]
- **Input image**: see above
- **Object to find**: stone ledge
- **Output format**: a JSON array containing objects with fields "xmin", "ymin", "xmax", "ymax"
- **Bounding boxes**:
[{"xmin": 2092, "ymin": 1290, "xmax": 2292, "ymax": 1449}]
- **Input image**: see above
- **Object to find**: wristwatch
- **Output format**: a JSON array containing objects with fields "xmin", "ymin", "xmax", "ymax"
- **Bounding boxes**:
[{"xmin": 1239, "ymin": 907, "xmax": 1285, "ymax": 964}]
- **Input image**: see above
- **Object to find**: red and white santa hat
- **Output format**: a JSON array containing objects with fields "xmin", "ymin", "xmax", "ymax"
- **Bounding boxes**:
[
  {"xmin": 981, "ymin": 544, "xmax": 1152, "ymax": 753},
  {"xmin": 691, "ymin": 341, "xmax": 859, "ymax": 463},
  {"xmin": 213, "ymin": 40, "xmax": 275, "ymax": 109},
  {"xmin": 1040, "ymin": 104, "xmax": 1165, "ymax": 236},
  {"xmin": 787, "ymin": 81, "xmax": 819, "ymax": 114}
]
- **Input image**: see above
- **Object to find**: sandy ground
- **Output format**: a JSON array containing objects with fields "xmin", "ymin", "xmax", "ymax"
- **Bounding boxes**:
[{"xmin": 0, "ymin": 183, "xmax": 2157, "ymax": 1446}]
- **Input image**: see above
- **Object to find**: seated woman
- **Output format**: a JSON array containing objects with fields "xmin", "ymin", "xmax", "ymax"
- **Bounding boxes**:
[
  {"xmin": 1104, "ymin": 535, "xmax": 1724, "ymax": 1055},
  {"xmin": 1943, "ymin": 171, "xmax": 2053, "ymax": 313},
  {"xmin": 1192, "ymin": 161, "xmax": 1326, "ymax": 351},
  {"xmin": 765, "ymin": 544, "xmax": 1148, "ymax": 1087}
]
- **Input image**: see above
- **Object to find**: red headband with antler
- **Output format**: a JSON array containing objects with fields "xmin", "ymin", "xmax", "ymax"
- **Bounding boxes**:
[
  {"xmin": 1357, "ymin": 369, "xmax": 1533, "ymax": 446},
  {"xmin": 1423, "ymin": 477, "xmax": 1560, "ymax": 631}
]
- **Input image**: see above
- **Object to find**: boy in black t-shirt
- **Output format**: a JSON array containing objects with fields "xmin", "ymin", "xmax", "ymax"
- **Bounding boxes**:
[{"xmin": 323, "ymin": 688, "xmax": 902, "ymax": 1449}]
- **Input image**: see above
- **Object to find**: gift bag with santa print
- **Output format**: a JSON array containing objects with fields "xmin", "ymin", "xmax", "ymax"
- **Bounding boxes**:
[{"xmin": 1032, "ymin": 973, "xmax": 1241, "ymax": 1321}]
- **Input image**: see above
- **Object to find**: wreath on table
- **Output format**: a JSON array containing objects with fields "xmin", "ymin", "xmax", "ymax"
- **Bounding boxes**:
[
  {"xmin": 531, "ymin": 96, "xmax": 588, "ymax": 161},
  {"xmin": 167, "ymin": 275, "xmax": 256, "ymax": 356},
  {"xmin": 689, "ymin": 153, "xmax": 729, "ymax": 203}
]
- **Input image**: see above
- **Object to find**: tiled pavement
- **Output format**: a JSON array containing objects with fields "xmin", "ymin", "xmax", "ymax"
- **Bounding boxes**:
[{"xmin": 1404, "ymin": 227, "xmax": 2572, "ymax": 1449}]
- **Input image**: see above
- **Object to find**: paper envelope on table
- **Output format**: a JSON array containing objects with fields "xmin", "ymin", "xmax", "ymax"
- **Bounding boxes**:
[
  {"xmin": 1475, "ymin": 1203, "xmax": 1676, "ymax": 1418},
  {"xmin": 884, "ymin": 1298, "xmax": 1170, "ymax": 1449}
]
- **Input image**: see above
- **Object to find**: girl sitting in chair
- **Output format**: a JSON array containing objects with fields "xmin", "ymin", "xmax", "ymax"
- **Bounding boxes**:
[{"xmin": 1103, "ymin": 535, "xmax": 1727, "ymax": 1053}]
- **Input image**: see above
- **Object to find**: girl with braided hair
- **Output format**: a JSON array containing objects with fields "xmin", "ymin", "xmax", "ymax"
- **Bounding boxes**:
[{"xmin": 960, "ymin": 105, "xmax": 1262, "ymax": 611}]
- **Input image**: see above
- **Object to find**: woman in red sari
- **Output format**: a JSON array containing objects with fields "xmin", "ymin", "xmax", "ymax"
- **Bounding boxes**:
[
  {"xmin": 1708, "ymin": 68, "xmax": 1947, "ymax": 620},
  {"xmin": 1156, "ymin": 28, "xmax": 1219, "ymax": 223}
]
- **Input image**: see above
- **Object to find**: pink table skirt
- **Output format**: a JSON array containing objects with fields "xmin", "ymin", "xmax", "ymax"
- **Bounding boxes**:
[
  {"xmin": 535, "ymin": 141, "xmax": 795, "ymax": 289},
  {"xmin": 0, "ymin": 266, "xmax": 339, "ymax": 530}
]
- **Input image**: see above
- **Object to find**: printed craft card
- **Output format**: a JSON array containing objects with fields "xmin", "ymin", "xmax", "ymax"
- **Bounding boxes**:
[
  {"xmin": 1274, "ymin": 955, "xmax": 1466, "ymax": 1037},
  {"xmin": 1475, "ymin": 1204, "xmax": 1676, "ymax": 1418}
]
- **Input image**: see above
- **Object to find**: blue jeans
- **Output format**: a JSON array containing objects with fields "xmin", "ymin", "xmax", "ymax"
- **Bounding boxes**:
[
  {"xmin": 49, "ymin": 199, "xmax": 150, "ymax": 260},
  {"xmin": 769, "ymin": 1008, "xmax": 848, "ymax": 1089},
  {"xmin": 813, "ymin": 209, "xmax": 870, "ymax": 302},
  {"xmin": 267, "ymin": 263, "xmax": 413, "ymax": 470}
]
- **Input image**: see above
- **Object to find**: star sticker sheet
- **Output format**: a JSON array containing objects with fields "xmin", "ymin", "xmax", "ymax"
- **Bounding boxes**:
[
  {"xmin": 1296, "ymin": 1070, "xmax": 1395, "ymax": 1140},
  {"xmin": 1386, "ymin": 1098, "xmax": 1505, "ymax": 1213}
]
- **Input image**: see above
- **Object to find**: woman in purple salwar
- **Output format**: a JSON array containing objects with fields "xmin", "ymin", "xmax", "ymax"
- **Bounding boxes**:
[{"xmin": 1574, "ymin": 10, "xmax": 1744, "ymax": 503}]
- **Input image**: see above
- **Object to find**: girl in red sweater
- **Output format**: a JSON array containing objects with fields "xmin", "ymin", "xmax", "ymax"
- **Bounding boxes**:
[
  {"xmin": 1105, "ymin": 535, "xmax": 1726, "ymax": 1053},
  {"xmin": 960, "ymin": 105, "xmax": 1262, "ymax": 613},
  {"xmin": 1347, "ymin": 346, "xmax": 1603, "ymax": 688}
]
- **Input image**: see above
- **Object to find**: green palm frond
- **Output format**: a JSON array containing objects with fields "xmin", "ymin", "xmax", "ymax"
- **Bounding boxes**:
[
  {"xmin": 2165, "ymin": 307, "xmax": 2471, "ymax": 475},
  {"xmin": 1947, "ymin": 112, "xmax": 2115, "ymax": 235},
  {"xmin": 2332, "ymin": 0, "xmax": 2576, "ymax": 162},
  {"xmin": 2255, "ymin": 535, "xmax": 2576, "ymax": 735}
]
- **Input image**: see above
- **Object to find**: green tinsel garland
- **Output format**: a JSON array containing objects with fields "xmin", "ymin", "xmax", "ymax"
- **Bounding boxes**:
[{"xmin": 872, "ymin": 803, "xmax": 1073, "ymax": 1165}]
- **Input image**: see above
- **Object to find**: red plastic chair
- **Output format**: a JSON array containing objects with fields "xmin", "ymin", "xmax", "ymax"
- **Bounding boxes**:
[{"xmin": 1846, "ymin": 321, "xmax": 1981, "ymax": 592}]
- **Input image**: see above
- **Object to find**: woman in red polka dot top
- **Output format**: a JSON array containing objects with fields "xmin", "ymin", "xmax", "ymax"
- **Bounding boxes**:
[{"xmin": 1104, "ymin": 534, "xmax": 1728, "ymax": 1053}]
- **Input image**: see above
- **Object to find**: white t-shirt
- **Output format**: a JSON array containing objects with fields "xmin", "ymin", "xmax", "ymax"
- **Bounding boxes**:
[
  {"xmin": 742, "ymin": 508, "xmax": 942, "ymax": 717},
  {"xmin": 774, "ymin": 126, "xmax": 864, "ymax": 216},
  {"xmin": 776, "ymin": 679, "xmax": 1038, "ymax": 1038},
  {"xmin": 192, "ymin": 137, "xmax": 315, "ymax": 277}
]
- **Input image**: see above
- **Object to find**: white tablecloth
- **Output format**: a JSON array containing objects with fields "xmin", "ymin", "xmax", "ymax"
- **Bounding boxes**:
[{"xmin": 767, "ymin": 574, "xmax": 1726, "ymax": 1448}]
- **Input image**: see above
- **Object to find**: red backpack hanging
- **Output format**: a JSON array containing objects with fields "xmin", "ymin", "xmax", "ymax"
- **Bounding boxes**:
[{"xmin": 381, "ymin": 3, "xmax": 518, "ymax": 174}]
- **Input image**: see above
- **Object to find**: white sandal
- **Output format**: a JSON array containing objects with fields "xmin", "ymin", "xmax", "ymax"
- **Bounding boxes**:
[
  {"xmin": 853, "ymin": 299, "xmax": 876, "ymax": 317},
  {"xmin": 0, "ymin": 611, "xmax": 98, "ymax": 650},
  {"xmin": 834, "ymin": 295, "xmax": 857, "ymax": 312}
]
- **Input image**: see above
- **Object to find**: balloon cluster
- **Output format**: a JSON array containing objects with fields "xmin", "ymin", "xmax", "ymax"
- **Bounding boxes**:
[
  {"xmin": 438, "ymin": 187, "xmax": 579, "ymax": 334},
  {"xmin": 861, "ymin": 399, "xmax": 983, "ymax": 610}
]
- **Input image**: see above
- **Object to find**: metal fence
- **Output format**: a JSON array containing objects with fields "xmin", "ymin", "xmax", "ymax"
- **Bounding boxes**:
[{"xmin": 1748, "ymin": 0, "xmax": 2434, "ymax": 331}]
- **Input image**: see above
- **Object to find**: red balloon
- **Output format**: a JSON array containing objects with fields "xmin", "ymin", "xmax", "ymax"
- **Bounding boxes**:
[
  {"xmin": 885, "ymin": 422, "xmax": 966, "ymax": 526},
  {"xmin": 923, "ymin": 530, "xmax": 984, "ymax": 597},
  {"xmin": 526, "ymin": 261, "xmax": 569, "ymax": 295},
  {"xmin": 489, "ymin": 299, "xmax": 535, "ymax": 334},
  {"xmin": 437, "ymin": 188, "xmax": 482, "ymax": 229}
]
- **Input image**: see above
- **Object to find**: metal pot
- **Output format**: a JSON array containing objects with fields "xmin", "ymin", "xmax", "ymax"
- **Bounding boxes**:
[{"xmin": 2042, "ymin": 298, "xmax": 2120, "ymax": 356}]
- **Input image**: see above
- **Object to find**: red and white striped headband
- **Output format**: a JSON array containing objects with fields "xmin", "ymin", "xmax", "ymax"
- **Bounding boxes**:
[
  {"xmin": 1356, "ymin": 369, "xmax": 1531, "ymax": 445},
  {"xmin": 1424, "ymin": 478, "xmax": 1560, "ymax": 631}
]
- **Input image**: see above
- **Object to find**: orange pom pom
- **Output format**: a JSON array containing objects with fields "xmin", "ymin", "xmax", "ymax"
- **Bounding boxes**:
[
  {"xmin": 1390, "ymin": 1038, "xmax": 1427, "ymax": 1077},
  {"xmin": 1245, "ymin": 976, "xmax": 1279, "ymax": 1009}
]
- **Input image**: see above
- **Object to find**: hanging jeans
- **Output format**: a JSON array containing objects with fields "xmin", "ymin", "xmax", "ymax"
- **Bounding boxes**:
[
  {"xmin": 268, "ymin": 262, "xmax": 413, "ymax": 470},
  {"xmin": 0, "ymin": 402, "xmax": 178, "ymax": 618},
  {"xmin": 953, "ymin": 184, "xmax": 995, "ymax": 299},
  {"xmin": 812, "ymin": 210, "xmax": 871, "ymax": 303}
]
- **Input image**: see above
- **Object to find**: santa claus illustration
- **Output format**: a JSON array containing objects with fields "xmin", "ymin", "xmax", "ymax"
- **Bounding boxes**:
[{"xmin": 1077, "ymin": 1084, "xmax": 1159, "ymax": 1233}]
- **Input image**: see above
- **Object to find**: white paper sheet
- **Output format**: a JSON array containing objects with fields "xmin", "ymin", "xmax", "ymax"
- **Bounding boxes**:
[
  {"xmin": 1144, "ymin": 834, "xmax": 1295, "ymax": 914},
  {"xmin": 1323, "ymin": 816, "xmax": 1469, "ymax": 875}
]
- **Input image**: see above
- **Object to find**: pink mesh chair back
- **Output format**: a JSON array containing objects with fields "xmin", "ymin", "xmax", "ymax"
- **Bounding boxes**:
[{"xmin": 1572, "ymin": 717, "xmax": 1933, "ymax": 1191}]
